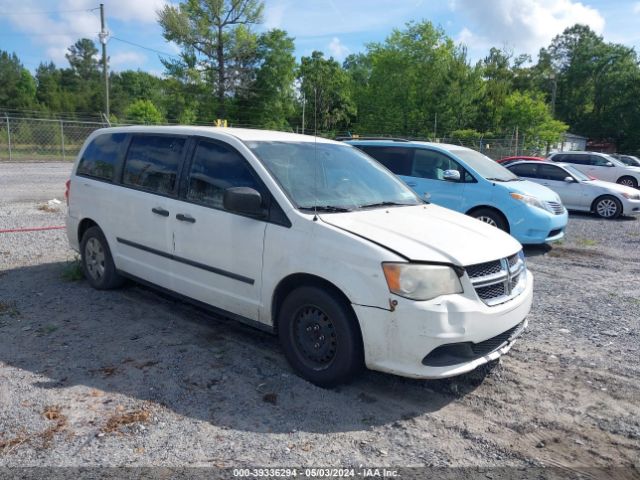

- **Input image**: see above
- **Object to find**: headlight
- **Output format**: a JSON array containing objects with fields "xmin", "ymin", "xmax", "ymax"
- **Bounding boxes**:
[
  {"xmin": 622, "ymin": 192, "xmax": 640, "ymax": 200},
  {"xmin": 382, "ymin": 263, "xmax": 463, "ymax": 301},
  {"xmin": 510, "ymin": 192, "xmax": 553, "ymax": 213}
]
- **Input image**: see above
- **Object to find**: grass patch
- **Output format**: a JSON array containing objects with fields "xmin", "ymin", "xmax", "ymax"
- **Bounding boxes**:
[
  {"xmin": 61, "ymin": 257, "xmax": 84, "ymax": 281},
  {"xmin": 576, "ymin": 238, "xmax": 598, "ymax": 247},
  {"xmin": 37, "ymin": 324, "xmax": 58, "ymax": 336},
  {"xmin": 0, "ymin": 300, "xmax": 20, "ymax": 317},
  {"xmin": 103, "ymin": 408, "xmax": 150, "ymax": 434},
  {"xmin": 37, "ymin": 203, "xmax": 60, "ymax": 213}
]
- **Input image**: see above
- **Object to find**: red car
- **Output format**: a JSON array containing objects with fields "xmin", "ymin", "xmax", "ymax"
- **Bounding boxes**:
[{"xmin": 497, "ymin": 156, "xmax": 545, "ymax": 166}]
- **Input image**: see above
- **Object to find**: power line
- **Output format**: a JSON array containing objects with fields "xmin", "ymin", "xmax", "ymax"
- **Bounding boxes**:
[
  {"xmin": 0, "ymin": 7, "xmax": 99, "ymax": 16},
  {"xmin": 110, "ymin": 36, "xmax": 181, "ymax": 60}
]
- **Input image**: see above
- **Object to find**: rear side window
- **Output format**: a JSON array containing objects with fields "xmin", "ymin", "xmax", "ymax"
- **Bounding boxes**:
[
  {"xmin": 563, "ymin": 154, "xmax": 588, "ymax": 165},
  {"xmin": 76, "ymin": 133, "xmax": 127, "ymax": 181},
  {"xmin": 122, "ymin": 135, "xmax": 186, "ymax": 195},
  {"xmin": 538, "ymin": 164, "xmax": 569, "ymax": 181},
  {"xmin": 357, "ymin": 146, "xmax": 413, "ymax": 175},
  {"xmin": 509, "ymin": 163, "xmax": 538, "ymax": 178},
  {"xmin": 186, "ymin": 140, "xmax": 262, "ymax": 209}
]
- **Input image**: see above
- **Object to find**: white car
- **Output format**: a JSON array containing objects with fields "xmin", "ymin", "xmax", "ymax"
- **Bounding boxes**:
[
  {"xmin": 506, "ymin": 161, "xmax": 640, "ymax": 218},
  {"xmin": 548, "ymin": 151, "xmax": 640, "ymax": 189},
  {"xmin": 66, "ymin": 126, "xmax": 532, "ymax": 386}
]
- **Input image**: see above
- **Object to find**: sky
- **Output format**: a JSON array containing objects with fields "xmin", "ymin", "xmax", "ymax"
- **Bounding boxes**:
[{"xmin": 0, "ymin": 0, "xmax": 639, "ymax": 75}]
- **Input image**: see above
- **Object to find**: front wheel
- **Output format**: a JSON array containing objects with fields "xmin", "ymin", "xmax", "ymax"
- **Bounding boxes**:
[
  {"xmin": 617, "ymin": 176, "xmax": 638, "ymax": 189},
  {"xmin": 278, "ymin": 286, "xmax": 363, "ymax": 387},
  {"xmin": 80, "ymin": 226, "xmax": 125, "ymax": 289},
  {"xmin": 593, "ymin": 195, "xmax": 622, "ymax": 219},
  {"xmin": 469, "ymin": 208, "xmax": 508, "ymax": 231}
]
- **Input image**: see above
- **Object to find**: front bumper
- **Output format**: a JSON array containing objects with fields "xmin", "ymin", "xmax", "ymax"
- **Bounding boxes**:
[
  {"xmin": 509, "ymin": 206, "xmax": 568, "ymax": 245},
  {"xmin": 352, "ymin": 270, "xmax": 533, "ymax": 379},
  {"xmin": 621, "ymin": 198, "xmax": 640, "ymax": 215}
]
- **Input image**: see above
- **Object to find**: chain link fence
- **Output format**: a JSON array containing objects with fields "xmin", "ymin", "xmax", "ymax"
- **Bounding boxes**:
[
  {"xmin": 0, "ymin": 114, "xmax": 547, "ymax": 162},
  {"xmin": 0, "ymin": 115, "xmax": 108, "ymax": 162}
]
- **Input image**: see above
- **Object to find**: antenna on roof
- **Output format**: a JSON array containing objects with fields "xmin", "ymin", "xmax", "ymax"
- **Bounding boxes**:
[{"xmin": 313, "ymin": 86, "xmax": 318, "ymax": 222}]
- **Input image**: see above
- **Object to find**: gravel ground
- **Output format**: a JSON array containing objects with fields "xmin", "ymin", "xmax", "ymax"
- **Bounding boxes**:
[{"xmin": 0, "ymin": 163, "xmax": 639, "ymax": 477}]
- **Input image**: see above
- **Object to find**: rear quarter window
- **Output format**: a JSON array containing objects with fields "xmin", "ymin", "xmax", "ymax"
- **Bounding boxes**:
[{"xmin": 76, "ymin": 133, "xmax": 128, "ymax": 181}]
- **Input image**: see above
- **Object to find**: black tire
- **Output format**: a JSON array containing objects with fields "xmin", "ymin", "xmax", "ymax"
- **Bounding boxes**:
[
  {"xmin": 278, "ymin": 286, "xmax": 363, "ymax": 387},
  {"xmin": 617, "ymin": 176, "xmax": 638, "ymax": 189},
  {"xmin": 469, "ymin": 208, "xmax": 508, "ymax": 231},
  {"xmin": 80, "ymin": 226, "xmax": 125, "ymax": 290},
  {"xmin": 593, "ymin": 195, "xmax": 622, "ymax": 219}
]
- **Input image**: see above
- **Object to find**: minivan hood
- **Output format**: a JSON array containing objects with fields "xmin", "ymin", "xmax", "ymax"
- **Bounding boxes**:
[
  {"xmin": 504, "ymin": 180, "xmax": 561, "ymax": 202},
  {"xmin": 320, "ymin": 204, "xmax": 522, "ymax": 266}
]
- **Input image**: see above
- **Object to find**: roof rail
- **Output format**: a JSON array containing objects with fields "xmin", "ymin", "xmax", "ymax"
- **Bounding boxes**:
[{"xmin": 335, "ymin": 136, "xmax": 411, "ymax": 142}]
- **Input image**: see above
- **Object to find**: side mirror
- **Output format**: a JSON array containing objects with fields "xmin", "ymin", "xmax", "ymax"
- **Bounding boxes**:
[
  {"xmin": 443, "ymin": 169, "xmax": 461, "ymax": 182},
  {"xmin": 564, "ymin": 176, "xmax": 575, "ymax": 183},
  {"xmin": 604, "ymin": 162, "xmax": 614, "ymax": 167},
  {"xmin": 223, "ymin": 187, "xmax": 265, "ymax": 217}
]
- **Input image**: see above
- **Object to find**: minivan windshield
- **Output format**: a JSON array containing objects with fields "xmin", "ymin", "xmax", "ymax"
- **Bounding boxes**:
[
  {"xmin": 450, "ymin": 149, "xmax": 520, "ymax": 182},
  {"xmin": 247, "ymin": 141, "xmax": 422, "ymax": 211}
]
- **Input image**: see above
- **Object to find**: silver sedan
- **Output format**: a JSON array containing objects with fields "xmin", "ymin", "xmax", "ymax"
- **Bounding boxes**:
[{"xmin": 506, "ymin": 161, "xmax": 640, "ymax": 219}]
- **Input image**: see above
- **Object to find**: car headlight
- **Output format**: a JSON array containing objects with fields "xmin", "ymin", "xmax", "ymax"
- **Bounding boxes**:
[
  {"xmin": 622, "ymin": 192, "xmax": 640, "ymax": 200},
  {"xmin": 510, "ymin": 192, "xmax": 553, "ymax": 213},
  {"xmin": 382, "ymin": 263, "xmax": 463, "ymax": 301}
]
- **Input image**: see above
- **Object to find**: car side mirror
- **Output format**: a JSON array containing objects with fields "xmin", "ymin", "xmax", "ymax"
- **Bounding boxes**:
[
  {"xmin": 443, "ymin": 169, "xmax": 461, "ymax": 182},
  {"xmin": 604, "ymin": 162, "xmax": 614, "ymax": 167},
  {"xmin": 564, "ymin": 176, "xmax": 575, "ymax": 183},
  {"xmin": 223, "ymin": 187, "xmax": 265, "ymax": 217}
]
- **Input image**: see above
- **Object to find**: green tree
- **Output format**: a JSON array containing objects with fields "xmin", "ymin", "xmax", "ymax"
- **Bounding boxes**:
[
  {"xmin": 498, "ymin": 91, "xmax": 568, "ymax": 149},
  {"xmin": 297, "ymin": 51, "xmax": 356, "ymax": 133},
  {"xmin": 124, "ymin": 99, "xmax": 166, "ymax": 124},
  {"xmin": 65, "ymin": 38, "xmax": 99, "ymax": 81},
  {"xmin": 237, "ymin": 29, "xmax": 296, "ymax": 129},
  {"xmin": 158, "ymin": 0, "xmax": 264, "ymax": 118},
  {"xmin": 353, "ymin": 21, "xmax": 482, "ymax": 137},
  {"xmin": 0, "ymin": 51, "xmax": 36, "ymax": 109}
]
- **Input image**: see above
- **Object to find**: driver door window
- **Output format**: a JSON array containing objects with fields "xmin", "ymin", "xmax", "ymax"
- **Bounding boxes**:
[
  {"xmin": 412, "ymin": 150, "xmax": 464, "ymax": 182},
  {"xmin": 186, "ymin": 140, "xmax": 263, "ymax": 210},
  {"xmin": 538, "ymin": 164, "xmax": 569, "ymax": 182}
]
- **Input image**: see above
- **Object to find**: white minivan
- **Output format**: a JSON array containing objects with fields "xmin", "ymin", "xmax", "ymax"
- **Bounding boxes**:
[{"xmin": 66, "ymin": 126, "xmax": 533, "ymax": 387}]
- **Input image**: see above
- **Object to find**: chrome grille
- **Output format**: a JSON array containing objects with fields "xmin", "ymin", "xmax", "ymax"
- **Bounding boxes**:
[
  {"xmin": 545, "ymin": 201, "xmax": 565, "ymax": 215},
  {"xmin": 466, "ymin": 252, "xmax": 527, "ymax": 306},
  {"xmin": 466, "ymin": 260, "xmax": 502, "ymax": 278}
]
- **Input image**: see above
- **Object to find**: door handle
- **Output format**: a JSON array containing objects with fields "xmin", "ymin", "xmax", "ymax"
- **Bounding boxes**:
[
  {"xmin": 406, "ymin": 182, "xmax": 417, "ymax": 187},
  {"xmin": 176, "ymin": 213, "xmax": 196, "ymax": 223},
  {"xmin": 151, "ymin": 207, "xmax": 169, "ymax": 217}
]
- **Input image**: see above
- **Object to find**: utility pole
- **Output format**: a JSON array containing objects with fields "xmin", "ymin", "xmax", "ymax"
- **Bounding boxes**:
[
  {"xmin": 301, "ymin": 92, "xmax": 306, "ymax": 135},
  {"xmin": 433, "ymin": 112, "xmax": 437, "ymax": 140},
  {"xmin": 99, "ymin": 3, "xmax": 109, "ymax": 118}
]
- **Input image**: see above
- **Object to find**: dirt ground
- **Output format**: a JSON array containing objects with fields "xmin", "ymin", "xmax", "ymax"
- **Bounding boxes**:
[{"xmin": 0, "ymin": 163, "xmax": 639, "ymax": 478}]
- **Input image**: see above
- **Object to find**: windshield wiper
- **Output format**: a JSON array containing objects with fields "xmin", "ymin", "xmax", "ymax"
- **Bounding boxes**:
[
  {"xmin": 358, "ymin": 201, "xmax": 418, "ymax": 209},
  {"xmin": 300, "ymin": 205, "xmax": 353, "ymax": 213}
]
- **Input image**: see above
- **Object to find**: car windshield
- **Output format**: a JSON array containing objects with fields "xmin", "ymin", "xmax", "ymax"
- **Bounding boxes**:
[
  {"xmin": 449, "ymin": 149, "xmax": 520, "ymax": 182},
  {"xmin": 603, "ymin": 154, "xmax": 626, "ymax": 167},
  {"xmin": 620, "ymin": 155, "xmax": 640, "ymax": 167},
  {"xmin": 246, "ymin": 141, "xmax": 422, "ymax": 211},
  {"xmin": 563, "ymin": 165, "xmax": 591, "ymax": 181}
]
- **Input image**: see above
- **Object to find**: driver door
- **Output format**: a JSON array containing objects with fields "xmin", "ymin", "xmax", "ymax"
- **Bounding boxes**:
[{"xmin": 408, "ymin": 149, "xmax": 466, "ymax": 210}]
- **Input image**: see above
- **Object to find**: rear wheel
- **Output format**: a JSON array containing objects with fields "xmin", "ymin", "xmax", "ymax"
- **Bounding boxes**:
[
  {"xmin": 617, "ymin": 176, "xmax": 638, "ymax": 189},
  {"xmin": 469, "ymin": 208, "xmax": 508, "ymax": 232},
  {"xmin": 593, "ymin": 195, "xmax": 622, "ymax": 219},
  {"xmin": 278, "ymin": 286, "xmax": 363, "ymax": 387},
  {"xmin": 80, "ymin": 226, "xmax": 125, "ymax": 289}
]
